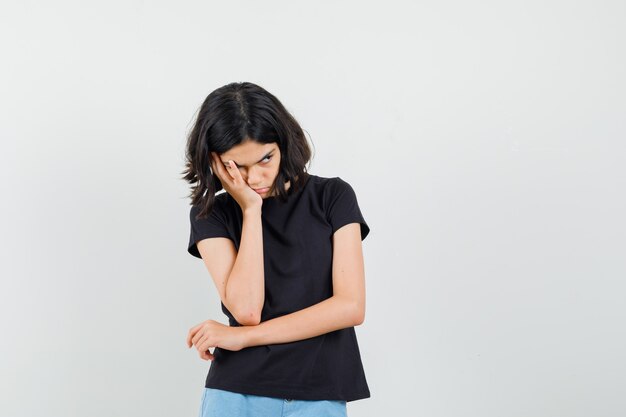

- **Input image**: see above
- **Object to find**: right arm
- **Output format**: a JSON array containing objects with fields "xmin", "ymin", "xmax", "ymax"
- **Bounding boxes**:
[{"xmin": 197, "ymin": 205, "xmax": 265, "ymax": 326}]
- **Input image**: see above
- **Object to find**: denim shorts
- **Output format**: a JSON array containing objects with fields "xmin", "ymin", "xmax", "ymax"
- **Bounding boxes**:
[{"xmin": 197, "ymin": 387, "xmax": 347, "ymax": 417}]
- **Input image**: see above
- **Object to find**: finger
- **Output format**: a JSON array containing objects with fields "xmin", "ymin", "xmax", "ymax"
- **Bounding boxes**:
[
  {"xmin": 210, "ymin": 152, "xmax": 227, "ymax": 181},
  {"xmin": 187, "ymin": 323, "xmax": 203, "ymax": 347},
  {"xmin": 188, "ymin": 321, "xmax": 203, "ymax": 337},
  {"xmin": 203, "ymin": 347, "xmax": 215, "ymax": 361},
  {"xmin": 226, "ymin": 160, "xmax": 245, "ymax": 182},
  {"xmin": 199, "ymin": 349, "xmax": 214, "ymax": 361},
  {"xmin": 224, "ymin": 159, "xmax": 237, "ymax": 181},
  {"xmin": 210, "ymin": 153, "xmax": 223, "ymax": 180},
  {"xmin": 209, "ymin": 155, "xmax": 216, "ymax": 174},
  {"xmin": 197, "ymin": 332, "xmax": 211, "ymax": 353},
  {"xmin": 187, "ymin": 329, "xmax": 196, "ymax": 347},
  {"xmin": 192, "ymin": 327, "xmax": 205, "ymax": 346}
]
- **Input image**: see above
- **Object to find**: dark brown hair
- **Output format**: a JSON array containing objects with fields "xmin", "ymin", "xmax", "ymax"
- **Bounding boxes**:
[{"xmin": 181, "ymin": 82, "xmax": 313, "ymax": 219}]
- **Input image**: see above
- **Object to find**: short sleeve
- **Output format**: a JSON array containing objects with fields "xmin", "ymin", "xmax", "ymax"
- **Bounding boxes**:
[
  {"xmin": 326, "ymin": 177, "xmax": 370, "ymax": 241},
  {"xmin": 187, "ymin": 198, "xmax": 233, "ymax": 259}
]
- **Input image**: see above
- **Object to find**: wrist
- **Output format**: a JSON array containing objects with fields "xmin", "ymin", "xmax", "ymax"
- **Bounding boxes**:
[
  {"xmin": 239, "ymin": 323, "xmax": 258, "ymax": 349},
  {"xmin": 243, "ymin": 205, "xmax": 262, "ymax": 216}
]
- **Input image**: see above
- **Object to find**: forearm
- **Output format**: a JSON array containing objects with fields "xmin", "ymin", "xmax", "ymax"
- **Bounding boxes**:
[
  {"xmin": 226, "ymin": 206, "xmax": 265, "ymax": 324},
  {"xmin": 242, "ymin": 295, "xmax": 360, "ymax": 347}
]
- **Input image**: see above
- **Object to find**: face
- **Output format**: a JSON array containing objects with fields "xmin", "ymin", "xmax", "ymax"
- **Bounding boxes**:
[{"xmin": 219, "ymin": 140, "xmax": 286, "ymax": 198}]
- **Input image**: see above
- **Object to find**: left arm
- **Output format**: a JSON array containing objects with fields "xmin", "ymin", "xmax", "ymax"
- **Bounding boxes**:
[
  {"xmin": 242, "ymin": 222, "xmax": 366, "ymax": 347},
  {"xmin": 188, "ymin": 223, "xmax": 366, "ymax": 356}
]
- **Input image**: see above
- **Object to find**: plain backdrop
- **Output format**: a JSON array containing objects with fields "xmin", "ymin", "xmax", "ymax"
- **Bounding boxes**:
[{"xmin": 1, "ymin": 1, "xmax": 625, "ymax": 416}]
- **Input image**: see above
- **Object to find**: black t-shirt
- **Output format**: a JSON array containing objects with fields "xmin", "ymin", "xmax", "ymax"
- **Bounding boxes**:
[{"xmin": 187, "ymin": 173, "xmax": 371, "ymax": 402}]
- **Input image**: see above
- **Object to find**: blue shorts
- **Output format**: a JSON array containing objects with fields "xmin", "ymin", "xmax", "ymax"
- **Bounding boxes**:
[{"xmin": 197, "ymin": 387, "xmax": 347, "ymax": 417}]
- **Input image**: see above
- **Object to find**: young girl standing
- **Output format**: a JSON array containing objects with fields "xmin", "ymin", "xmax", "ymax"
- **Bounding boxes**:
[{"xmin": 182, "ymin": 82, "xmax": 371, "ymax": 417}]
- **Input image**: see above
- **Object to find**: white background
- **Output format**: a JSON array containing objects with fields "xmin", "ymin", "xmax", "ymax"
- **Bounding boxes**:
[{"xmin": 1, "ymin": 1, "xmax": 625, "ymax": 416}]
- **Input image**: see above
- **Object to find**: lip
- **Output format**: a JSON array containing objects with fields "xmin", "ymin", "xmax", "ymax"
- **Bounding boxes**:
[{"xmin": 253, "ymin": 187, "xmax": 270, "ymax": 193}]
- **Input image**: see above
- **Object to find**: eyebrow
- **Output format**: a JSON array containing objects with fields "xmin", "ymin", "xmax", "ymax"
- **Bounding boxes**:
[{"xmin": 221, "ymin": 149, "xmax": 274, "ymax": 168}]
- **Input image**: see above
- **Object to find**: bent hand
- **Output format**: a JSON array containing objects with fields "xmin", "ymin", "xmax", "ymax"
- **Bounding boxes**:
[
  {"xmin": 210, "ymin": 152, "xmax": 263, "ymax": 211},
  {"xmin": 186, "ymin": 319, "xmax": 248, "ymax": 361}
]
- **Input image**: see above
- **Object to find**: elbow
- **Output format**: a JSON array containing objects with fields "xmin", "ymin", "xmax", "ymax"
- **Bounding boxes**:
[
  {"xmin": 234, "ymin": 310, "xmax": 262, "ymax": 326},
  {"xmin": 336, "ymin": 295, "xmax": 365, "ymax": 326},
  {"xmin": 353, "ymin": 310, "xmax": 365, "ymax": 326},
  {"xmin": 224, "ymin": 291, "xmax": 263, "ymax": 326},
  {"xmin": 351, "ymin": 302, "xmax": 365, "ymax": 326}
]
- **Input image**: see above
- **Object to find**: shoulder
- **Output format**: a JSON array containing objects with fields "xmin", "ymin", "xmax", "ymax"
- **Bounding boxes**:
[
  {"xmin": 308, "ymin": 174, "xmax": 369, "ymax": 240},
  {"xmin": 307, "ymin": 174, "xmax": 355, "ymax": 198},
  {"xmin": 189, "ymin": 191, "xmax": 232, "ymax": 221},
  {"xmin": 307, "ymin": 174, "xmax": 363, "ymax": 215},
  {"xmin": 323, "ymin": 176, "xmax": 360, "ymax": 209}
]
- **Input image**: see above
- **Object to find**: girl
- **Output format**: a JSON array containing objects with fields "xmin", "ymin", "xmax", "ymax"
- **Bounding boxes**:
[{"xmin": 182, "ymin": 82, "xmax": 370, "ymax": 417}]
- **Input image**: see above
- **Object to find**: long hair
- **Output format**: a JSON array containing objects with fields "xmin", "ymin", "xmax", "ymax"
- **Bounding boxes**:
[{"xmin": 181, "ymin": 82, "xmax": 313, "ymax": 219}]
